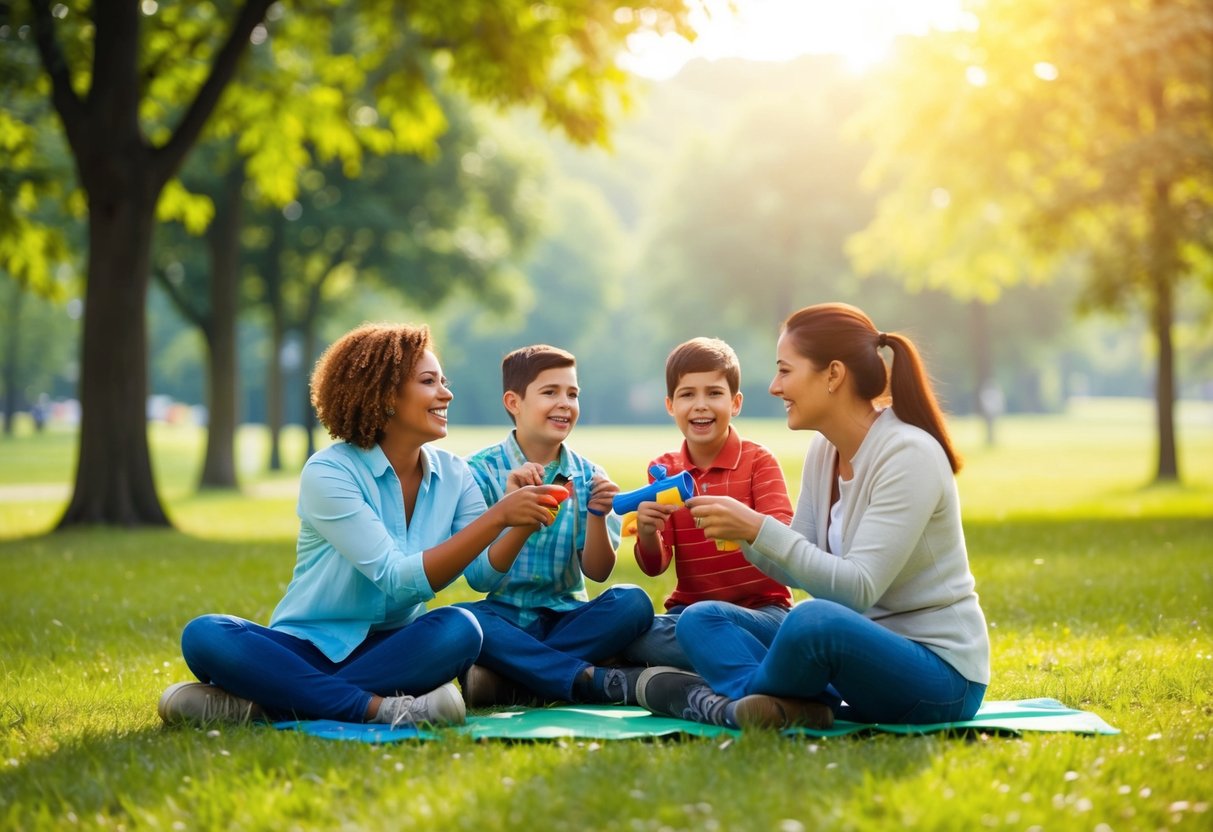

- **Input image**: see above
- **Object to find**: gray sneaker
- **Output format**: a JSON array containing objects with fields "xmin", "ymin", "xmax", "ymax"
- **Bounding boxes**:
[
  {"xmin": 599, "ymin": 666, "xmax": 647, "ymax": 706},
  {"xmin": 635, "ymin": 667, "xmax": 730, "ymax": 725},
  {"xmin": 376, "ymin": 682, "xmax": 466, "ymax": 728},
  {"xmin": 158, "ymin": 682, "xmax": 267, "ymax": 725}
]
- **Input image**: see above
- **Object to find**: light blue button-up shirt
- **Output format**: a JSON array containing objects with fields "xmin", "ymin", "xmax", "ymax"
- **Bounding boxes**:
[
  {"xmin": 269, "ymin": 441, "xmax": 488, "ymax": 662},
  {"xmin": 463, "ymin": 433, "xmax": 621, "ymax": 628}
]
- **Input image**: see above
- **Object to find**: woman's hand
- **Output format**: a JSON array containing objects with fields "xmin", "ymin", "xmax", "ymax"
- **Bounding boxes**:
[
  {"xmin": 686, "ymin": 495, "xmax": 764, "ymax": 545},
  {"xmin": 492, "ymin": 484, "xmax": 565, "ymax": 528}
]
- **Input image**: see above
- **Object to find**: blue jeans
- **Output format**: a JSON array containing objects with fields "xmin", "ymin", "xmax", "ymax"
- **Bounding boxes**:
[
  {"xmin": 180, "ymin": 606, "xmax": 482, "ymax": 722},
  {"xmin": 623, "ymin": 602, "xmax": 788, "ymax": 670},
  {"xmin": 457, "ymin": 585, "xmax": 654, "ymax": 701},
  {"xmin": 682, "ymin": 599, "xmax": 986, "ymax": 724}
]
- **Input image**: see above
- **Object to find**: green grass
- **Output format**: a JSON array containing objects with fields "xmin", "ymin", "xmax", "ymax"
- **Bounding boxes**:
[{"xmin": 1, "ymin": 398, "xmax": 1211, "ymax": 830}]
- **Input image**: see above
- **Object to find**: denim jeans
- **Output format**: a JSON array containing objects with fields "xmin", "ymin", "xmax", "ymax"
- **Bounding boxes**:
[
  {"xmin": 685, "ymin": 598, "xmax": 986, "ymax": 724},
  {"xmin": 180, "ymin": 606, "xmax": 482, "ymax": 722},
  {"xmin": 623, "ymin": 602, "xmax": 788, "ymax": 671},
  {"xmin": 457, "ymin": 584, "xmax": 654, "ymax": 701}
]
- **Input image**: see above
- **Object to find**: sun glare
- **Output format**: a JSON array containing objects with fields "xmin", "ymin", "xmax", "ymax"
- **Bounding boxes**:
[{"xmin": 621, "ymin": 0, "xmax": 967, "ymax": 79}]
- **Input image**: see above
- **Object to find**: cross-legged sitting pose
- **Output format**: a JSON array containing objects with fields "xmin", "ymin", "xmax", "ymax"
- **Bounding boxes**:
[
  {"xmin": 636, "ymin": 303, "xmax": 990, "ymax": 730},
  {"xmin": 457, "ymin": 344, "xmax": 653, "ymax": 708},
  {"xmin": 619, "ymin": 337, "xmax": 794, "ymax": 673},
  {"xmin": 158, "ymin": 323, "xmax": 563, "ymax": 728}
]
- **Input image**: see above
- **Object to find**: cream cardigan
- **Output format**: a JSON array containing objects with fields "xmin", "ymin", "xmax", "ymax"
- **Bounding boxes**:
[{"xmin": 746, "ymin": 408, "xmax": 990, "ymax": 684}]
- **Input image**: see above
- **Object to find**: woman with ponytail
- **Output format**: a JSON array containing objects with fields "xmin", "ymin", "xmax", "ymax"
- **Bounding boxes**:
[{"xmin": 636, "ymin": 303, "xmax": 989, "ymax": 730}]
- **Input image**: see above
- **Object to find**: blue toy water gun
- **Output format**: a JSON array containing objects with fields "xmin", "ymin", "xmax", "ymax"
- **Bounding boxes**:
[{"xmin": 611, "ymin": 464, "xmax": 695, "ymax": 515}]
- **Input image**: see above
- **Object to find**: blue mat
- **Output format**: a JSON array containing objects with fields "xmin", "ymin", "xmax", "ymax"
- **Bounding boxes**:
[{"xmin": 274, "ymin": 698, "xmax": 1119, "ymax": 742}]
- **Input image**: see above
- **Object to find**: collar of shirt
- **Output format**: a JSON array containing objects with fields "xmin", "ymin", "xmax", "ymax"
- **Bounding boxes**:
[
  {"xmin": 677, "ymin": 424, "xmax": 743, "ymax": 475},
  {"xmin": 361, "ymin": 442, "xmax": 445, "ymax": 489}
]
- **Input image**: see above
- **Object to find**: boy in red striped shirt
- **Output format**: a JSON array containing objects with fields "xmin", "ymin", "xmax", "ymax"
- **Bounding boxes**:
[{"xmin": 621, "ymin": 337, "xmax": 794, "ymax": 670}]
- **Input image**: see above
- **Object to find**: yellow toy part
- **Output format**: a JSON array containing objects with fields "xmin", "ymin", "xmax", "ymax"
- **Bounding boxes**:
[
  {"xmin": 620, "ymin": 512, "xmax": 639, "ymax": 537},
  {"xmin": 655, "ymin": 487, "xmax": 684, "ymax": 507}
]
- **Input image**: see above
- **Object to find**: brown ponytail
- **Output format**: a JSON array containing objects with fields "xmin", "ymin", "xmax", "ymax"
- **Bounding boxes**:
[{"xmin": 781, "ymin": 303, "xmax": 962, "ymax": 473}]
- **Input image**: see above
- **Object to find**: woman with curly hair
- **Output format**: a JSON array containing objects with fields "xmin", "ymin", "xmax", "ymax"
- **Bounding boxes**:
[{"xmin": 159, "ymin": 323, "xmax": 565, "ymax": 728}]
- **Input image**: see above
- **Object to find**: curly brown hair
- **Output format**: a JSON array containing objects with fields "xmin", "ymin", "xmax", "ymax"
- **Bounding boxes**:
[{"xmin": 310, "ymin": 323, "xmax": 434, "ymax": 449}]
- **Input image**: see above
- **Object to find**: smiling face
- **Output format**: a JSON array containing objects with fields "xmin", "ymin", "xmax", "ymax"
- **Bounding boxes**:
[
  {"xmin": 769, "ymin": 332, "xmax": 829, "ymax": 431},
  {"xmin": 385, "ymin": 349, "xmax": 452, "ymax": 444},
  {"xmin": 506, "ymin": 365, "xmax": 580, "ymax": 452},
  {"xmin": 666, "ymin": 370, "xmax": 742, "ymax": 458}
]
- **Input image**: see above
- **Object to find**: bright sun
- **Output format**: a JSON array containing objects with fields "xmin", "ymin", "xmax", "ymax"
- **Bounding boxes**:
[{"xmin": 621, "ymin": 0, "xmax": 967, "ymax": 79}]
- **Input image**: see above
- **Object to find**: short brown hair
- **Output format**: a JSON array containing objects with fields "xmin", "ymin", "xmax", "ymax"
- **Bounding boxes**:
[
  {"xmin": 501, "ymin": 344, "xmax": 576, "ymax": 396},
  {"xmin": 665, "ymin": 337, "xmax": 741, "ymax": 397},
  {"xmin": 310, "ymin": 323, "xmax": 433, "ymax": 449}
]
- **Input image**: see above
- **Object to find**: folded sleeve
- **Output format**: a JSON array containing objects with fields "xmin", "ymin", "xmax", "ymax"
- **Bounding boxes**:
[{"xmin": 461, "ymin": 457, "xmax": 511, "ymax": 593}]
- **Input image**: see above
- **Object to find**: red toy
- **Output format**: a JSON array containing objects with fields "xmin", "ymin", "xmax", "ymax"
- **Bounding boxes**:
[{"xmin": 538, "ymin": 484, "xmax": 571, "ymax": 518}]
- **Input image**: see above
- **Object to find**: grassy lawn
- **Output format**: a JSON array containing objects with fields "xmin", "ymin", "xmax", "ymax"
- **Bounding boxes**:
[{"xmin": 1, "ymin": 398, "xmax": 1211, "ymax": 830}]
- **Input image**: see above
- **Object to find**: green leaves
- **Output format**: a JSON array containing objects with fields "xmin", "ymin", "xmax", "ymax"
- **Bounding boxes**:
[
  {"xmin": 156, "ymin": 180, "xmax": 215, "ymax": 235},
  {"xmin": 852, "ymin": 0, "xmax": 1213, "ymax": 306}
]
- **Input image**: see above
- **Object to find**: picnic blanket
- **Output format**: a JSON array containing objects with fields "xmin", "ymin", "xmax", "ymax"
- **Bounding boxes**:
[{"xmin": 274, "ymin": 698, "xmax": 1119, "ymax": 743}]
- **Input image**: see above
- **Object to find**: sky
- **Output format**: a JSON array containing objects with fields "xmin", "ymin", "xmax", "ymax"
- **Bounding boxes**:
[{"xmin": 620, "ymin": 0, "xmax": 970, "ymax": 78}]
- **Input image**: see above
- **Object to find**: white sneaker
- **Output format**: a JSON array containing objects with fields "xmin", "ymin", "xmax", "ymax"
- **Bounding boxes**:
[
  {"xmin": 158, "ymin": 682, "xmax": 267, "ymax": 725},
  {"xmin": 376, "ymin": 682, "xmax": 466, "ymax": 728}
]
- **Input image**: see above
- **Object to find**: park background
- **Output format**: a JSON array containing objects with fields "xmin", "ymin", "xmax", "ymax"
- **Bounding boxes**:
[{"xmin": 2, "ymin": 0, "xmax": 1211, "ymax": 830}]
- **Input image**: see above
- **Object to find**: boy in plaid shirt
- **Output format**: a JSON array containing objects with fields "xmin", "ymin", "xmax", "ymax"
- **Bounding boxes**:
[{"xmin": 459, "ymin": 345, "xmax": 652, "ymax": 707}]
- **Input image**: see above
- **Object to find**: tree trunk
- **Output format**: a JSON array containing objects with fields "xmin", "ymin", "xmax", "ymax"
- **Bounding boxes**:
[
  {"xmin": 32, "ymin": 0, "xmax": 272, "ymax": 526},
  {"xmin": 299, "ymin": 267, "xmax": 330, "ymax": 464},
  {"xmin": 969, "ymin": 299, "xmax": 999, "ymax": 446},
  {"xmin": 266, "ymin": 315, "xmax": 285, "ymax": 471},
  {"xmin": 198, "ymin": 165, "xmax": 245, "ymax": 489},
  {"xmin": 1151, "ymin": 270, "xmax": 1179, "ymax": 482},
  {"xmin": 263, "ymin": 212, "xmax": 286, "ymax": 471},
  {"xmin": 302, "ymin": 317, "xmax": 318, "ymax": 461},
  {"xmin": 2, "ymin": 284, "xmax": 23, "ymax": 436},
  {"xmin": 1144, "ymin": 73, "xmax": 1180, "ymax": 483},
  {"xmin": 58, "ymin": 184, "xmax": 170, "ymax": 527}
]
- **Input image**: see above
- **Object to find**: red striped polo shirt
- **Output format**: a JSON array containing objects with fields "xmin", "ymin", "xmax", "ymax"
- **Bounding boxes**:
[{"xmin": 633, "ymin": 426, "xmax": 794, "ymax": 611}]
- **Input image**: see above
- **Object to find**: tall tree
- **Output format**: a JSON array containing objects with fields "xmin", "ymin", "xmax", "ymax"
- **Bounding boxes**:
[
  {"xmin": 2, "ymin": 0, "xmax": 695, "ymax": 527},
  {"xmin": 15, "ymin": 0, "xmax": 275, "ymax": 525},
  {"xmin": 151, "ymin": 142, "xmax": 245, "ymax": 489},
  {"xmin": 247, "ymin": 100, "xmax": 539, "ymax": 471},
  {"xmin": 850, "ymin": 0, "xmax": 1213, "ymax": 481}
]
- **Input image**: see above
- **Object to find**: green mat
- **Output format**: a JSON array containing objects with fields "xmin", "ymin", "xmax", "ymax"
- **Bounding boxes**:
[{"xmin": 275, "ymin": 698, "xmax": 1119, "ymax": 742}]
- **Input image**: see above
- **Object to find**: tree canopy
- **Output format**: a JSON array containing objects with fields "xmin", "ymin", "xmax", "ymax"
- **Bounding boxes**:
[
  {"xmin": 0, "ymin": 0, "xmax": 696, "ymax": 527},
  {"xmin": 849, "ymin": 0, "xmax": 1213, "ymax": 481}
]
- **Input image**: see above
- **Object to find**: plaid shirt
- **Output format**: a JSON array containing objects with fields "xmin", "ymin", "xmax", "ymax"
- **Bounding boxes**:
[
  {"xmin": 463, "ymin": 432, "xmax": 622, "ymax": 627},
  {"xmin": 634, "ymin": 426, "xmax": 794, "ymax": 611}
]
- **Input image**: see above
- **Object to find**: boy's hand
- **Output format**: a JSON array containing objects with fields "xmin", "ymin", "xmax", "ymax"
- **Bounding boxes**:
[
  {"xmin": 636, "ymin": 500, "xmax": 677, "ymax": 537},
  {"xmin": 494, "ymin": 485, "xmax": 566, "ymax": 528},
  {"xmin": 586, "ymin": 474, "xmax": 619, "ymax": 518},
  {"xmin": 505, "ymin": 462, "xmax": 546, "ymax": 492}
]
